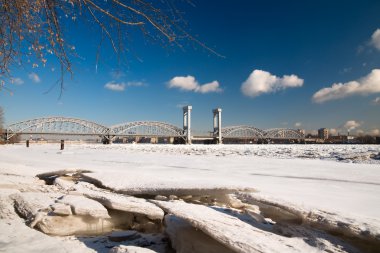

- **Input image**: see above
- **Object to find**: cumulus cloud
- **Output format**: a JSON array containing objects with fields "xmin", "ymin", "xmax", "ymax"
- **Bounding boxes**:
[
  {"xmin": 10, "ymin": 77, "xmax": 24, "ymax": 85},
  {"xmin": 370, "ymin": 129, "xmax": 380, "ymax": 136},
  {"xmin": 241, "ymin": 70, "xmax": 304, "ymax": 97},
  {"xmin": 371, "ymin": 29, "xmax": 380, "ymax": 51},
  {"xmin": 196, "ymin": 81, "xmax": 221, "ymax": 93},
  {"xmin": 28, "ymin": 72, "xmax": 41, "ymax": 83},
  {"xmin": 104, "ymin": 80, "xmax": 146, "ymax": 92},
  {"xmin": 329, "ymin": 128, "xmax": 338, "ymax": 135},
  {"xmin": 372, "ymin": 97, "xmax": 380, "ymax": 105},
  {"xmin": 356, "ymin": 129, "xmax": 364, "ymax": 136},
  {"xmin": 168, "ymin": 75, "xmax": 222, "ymax": 94},
  {"xmin": 343, "ymin": 120, "xmax": 361, "ymax": 131},
  {"xmin": 104, "ymin": 82, "xmax": 125, "ymax": 92},
  {"xmin": 329, "ymin": 122, "xmax": 367, "ymax": 136},
  {"xmin": 312, "ymin": 69, "xmax": 380, "ymax": 103},
  {"xmin": 168, "ymin": 76, "xmax": 198, "ymax": 91},
  {"xmin": 294, "ymin": 122, "xmax": 302, "ymax": 128}
]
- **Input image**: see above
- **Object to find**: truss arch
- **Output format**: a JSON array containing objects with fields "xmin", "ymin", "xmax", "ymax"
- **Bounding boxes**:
[
  {"xmin": 264, "ymin": 128, "xmax": 304, "ymax": 139},
  {"xmin": 110, "ymin": 121, "xmax": 184, "ymax": 137},
  {"xmin": 222, "ymin": 125, "xmax": 265, "ymax": 139},
  {"xmin": 6, "ymin": 117, "xmax": 109, "ymax": 139}
]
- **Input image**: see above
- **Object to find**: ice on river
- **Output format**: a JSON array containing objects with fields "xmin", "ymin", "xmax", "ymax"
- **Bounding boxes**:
[{"xmin": 0, "ymin": 143, "xmax": 379, "ymax": 253}]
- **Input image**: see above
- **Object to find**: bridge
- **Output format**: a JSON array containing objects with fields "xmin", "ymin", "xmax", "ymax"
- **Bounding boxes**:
[{"xmin": 3, "ymin": 106, "xmax": 304, "ymax": 144}]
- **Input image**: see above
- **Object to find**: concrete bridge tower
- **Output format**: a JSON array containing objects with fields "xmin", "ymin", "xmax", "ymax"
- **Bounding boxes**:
[
  {"xmin": 183, "ymin": 105, "xmax": 192, "ymax": 144},
  {"xmin": 213, "ymin": 108, "xmax": 222, "ymax": 144}
]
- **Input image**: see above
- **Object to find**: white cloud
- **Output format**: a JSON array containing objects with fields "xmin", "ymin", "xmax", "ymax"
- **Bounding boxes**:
[
  {"xmin": 343, "ymin": 120, "xmax": 361, "ymax": 131},
  {"xmin": 371, "ymin": 29, "xmax": 380, "ymax": 51},
  {"xmin": 329, "ymin": 128, "xmax": 338, "ymax": 135},
  {"xmin": 294, "ymin": 122, "xmax": 302, "ymax": 128},
  {"xmin": 28, "ymin": 72, "xmax": 41, "ymax": 83},
  {"xmin": 10, "ymin": 77, "xmax": 24, "ymax": 85},
  {"xmin": 312, "ymin": 69, "xmax": 380, "ymax": 103},
  {"xmin": 241, "ymin": 70, "xmax": 303, "ymax": 97},
  {"xmin": 104, "ymin": 81, "xmax": 125, "ymax": 92},
  {"xmin": 196, "ymin": 81, "xmax": 221, "ymax": 94},
  {"xmin": 168, "ymin": 75, "xmax": 222, "ymax": 93},
  {"xmin": 372, "ymin": 97, "xmax": 380, "ymax": 105},
  {"xmin": 356, "ymin": 129, "xmax": 364, "ymax": 136},
  {"xmin": 168, "ymin": 76, "xmax": 198, "ymax": 91},
  {"xmin": 104, "ymin": 80, "xmax": 146, "ymax": 92},
  {"xmin": 370, "ymin": 129, "xmax": 380, "ymax": 136},
  {"xmin": 282, "ymin": 75, "xmax": 304, "ymax": 87}
]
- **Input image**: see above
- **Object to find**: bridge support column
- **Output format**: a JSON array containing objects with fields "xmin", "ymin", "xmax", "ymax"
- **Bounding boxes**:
[
  {"xmin": 213, "ymin": 108, "xmax": 222, "ymax": 144},
  {"xmin": 2, "ymin": 130, "xmax": 6, "ymax": 142},
  {"xmin": 102, "ymin": 135, "xmax": 114, "ymax": 144},
  {"xmin": 5, "ymin": 129, "xmax": 11, "ymax": 142},
  {"xmin": 183, "ymin": 105, "xmax": 192, "ymax": 144}
]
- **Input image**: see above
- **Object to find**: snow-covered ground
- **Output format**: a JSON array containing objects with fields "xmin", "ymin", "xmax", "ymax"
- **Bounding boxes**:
[{"xmin": 1, "ymin": 143, "xmax": 379, "ymax": 253}]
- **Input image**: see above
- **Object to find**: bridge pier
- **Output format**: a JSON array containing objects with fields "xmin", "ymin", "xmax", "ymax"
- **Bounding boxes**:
[
  {"xmin": 213, "ymin": 108, "xmax": 222, "ymax": 144},
  {"xmin": 183, "ymin": 106, "xmax": 192, "ymax": 144},
  {"xmin": 5, "ymin": 129, "xmax": 11, "ymax": 142},
  {"xmin": 102, "ymin": 135, "xmax": 114, "ymax": 144}
]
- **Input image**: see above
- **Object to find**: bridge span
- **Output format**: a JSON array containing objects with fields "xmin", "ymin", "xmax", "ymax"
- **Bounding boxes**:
[{"xmin": 3, "ymin": 106, "xmax": 304, "ymax": 144}]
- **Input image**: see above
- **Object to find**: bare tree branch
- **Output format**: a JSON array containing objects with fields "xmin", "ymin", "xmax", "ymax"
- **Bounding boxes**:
[{"xmin": 0, "ymin": 0, "xmax": 222, "ymax": 93}]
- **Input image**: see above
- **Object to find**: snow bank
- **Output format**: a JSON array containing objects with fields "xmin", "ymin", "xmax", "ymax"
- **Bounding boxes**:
[
  {"xmin": 1, "ymin": 143, "xmax": 379, "ymax": 253},
  {"xmin": 57, "ymin": 195, "xmax": 110, "ymax": 219},
  {"xmin": 73, "ymin": 182, "xmax": 164, "ymax": 220},
  {"xmin": 237, "ymin": 192, "xmax": 380, "ymax": 251},
  {"xmin": 0, "ymin": 221, "xmax": 95, "ymax": 253},
  {"xmin": 11, "ymin": 192, "xmax": 60, "ymax": 220},
  {"xmin": 109, "ymin": 245, "xmax": 158, "ymax": 253},
  {"xmin": 164, "ymin": 214, "xmax": 236, "ymax": 253},
  {"xmin": 153, "ymin": 200, "xmax": 317, "ymax": 253}
]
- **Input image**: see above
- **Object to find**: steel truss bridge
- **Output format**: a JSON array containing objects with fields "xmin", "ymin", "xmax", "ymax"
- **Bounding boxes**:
[{"xmin": 3, "ymin": 116, "xmax": 304, "ymax": 144}]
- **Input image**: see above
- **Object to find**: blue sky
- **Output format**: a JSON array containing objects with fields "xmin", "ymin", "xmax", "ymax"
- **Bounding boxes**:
[{"xmin": 1, "ymin": 0, "xmax": 380, "ymax": 135}]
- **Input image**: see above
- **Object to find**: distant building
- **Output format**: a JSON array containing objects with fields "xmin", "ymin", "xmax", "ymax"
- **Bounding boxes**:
[
  {"xmin": 327, "ymin": 135, "xmax": 356, "ymax": 144},
  {"xmin": 318, "ymin": 128, "xmax": 329, "ymax": 140}
]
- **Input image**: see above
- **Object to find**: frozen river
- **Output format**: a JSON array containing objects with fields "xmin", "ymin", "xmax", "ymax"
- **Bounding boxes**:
[{"xmin": 1, "ymin": 143, "xmax": 379, "ymax": 253}]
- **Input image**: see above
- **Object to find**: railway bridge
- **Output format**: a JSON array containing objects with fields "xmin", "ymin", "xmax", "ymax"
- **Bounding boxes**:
[{"xmin": 3, "ymin": 106, "xmax": 304, "ymax": 144}]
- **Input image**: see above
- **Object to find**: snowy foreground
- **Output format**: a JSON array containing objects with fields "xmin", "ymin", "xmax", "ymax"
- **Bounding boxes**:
[{"xmin": 0, "ymin": 144, "xmax": 380, "ymax": 253}]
